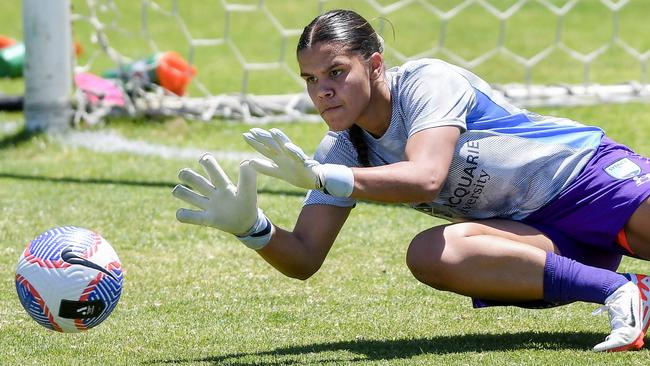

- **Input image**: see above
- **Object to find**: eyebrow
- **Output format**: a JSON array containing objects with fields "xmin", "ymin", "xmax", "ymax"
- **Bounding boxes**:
[{"xmin": 300, "ymin": 62, "xmax": 347, "ymax": 77}]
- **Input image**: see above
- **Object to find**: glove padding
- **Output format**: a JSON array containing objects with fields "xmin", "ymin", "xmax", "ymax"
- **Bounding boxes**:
[
  {"xmin": 243, "ymin": 128, "xmax": 354, "ymax": 197},
  {"xmin": 243, "ymin": 128, "xmax": 321, "ymax": 190},
  {"xmin": 173, "ymin": 153, "xmax": 258, "ymax": 236}
]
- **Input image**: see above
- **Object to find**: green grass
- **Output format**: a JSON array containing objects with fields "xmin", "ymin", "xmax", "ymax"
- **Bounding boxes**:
[
  {"xmin": 1, "ymin": 104, "xmax": 650, "ymax": 365},
  {"xmin": 1, "ymin": 1, "xmax": 650, "ymax": 365}
]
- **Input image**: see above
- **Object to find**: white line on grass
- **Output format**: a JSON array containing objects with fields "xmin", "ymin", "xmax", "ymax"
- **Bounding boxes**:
[{"xmin": 56, "ymin": 130, "xmax": 257, "ymax": 161}]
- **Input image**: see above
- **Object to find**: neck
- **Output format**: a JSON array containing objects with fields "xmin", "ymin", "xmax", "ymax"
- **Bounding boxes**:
[{"xmin": 355, "ymin": 77, "xmax": 391, "ymax": 138}]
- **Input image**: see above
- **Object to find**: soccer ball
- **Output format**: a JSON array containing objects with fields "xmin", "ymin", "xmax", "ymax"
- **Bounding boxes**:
[{"xmin": 15, "ymin": 226, "xmax": 123, "ymax": 332}]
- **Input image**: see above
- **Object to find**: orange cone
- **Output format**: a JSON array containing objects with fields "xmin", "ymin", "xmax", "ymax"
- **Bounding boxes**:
[
  {"xmin": 0, "ymin": 35, "xmax": 16, "ymax": 49},
  {"xmin": 155, "ymin": 51, "xmax": 196, "ymax": 96},
  {"xmin": 102, "ymin": 51, "xmax": 196, "ymax": 96}
]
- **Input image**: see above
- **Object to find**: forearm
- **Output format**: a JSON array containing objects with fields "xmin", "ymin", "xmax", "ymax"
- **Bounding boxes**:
[
  {"xmin": 351, "ymin": 161, "xmax": 444, "ymax": 203},
  {"xmin": 343, "ymin": 127, "xmax": 458, "ymax": 204},
  {"xmin": 256, "ymin": 227, "xmax": 325, "ymax": 280},
  {"xmin": 255, "ymin": 205, "xmax": 350, "ymax": 280}
]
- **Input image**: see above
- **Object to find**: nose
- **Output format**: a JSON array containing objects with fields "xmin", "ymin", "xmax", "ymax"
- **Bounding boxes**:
[{"xmin": 317, "ymin": 82, "xmax": 334, "ymax": 99}]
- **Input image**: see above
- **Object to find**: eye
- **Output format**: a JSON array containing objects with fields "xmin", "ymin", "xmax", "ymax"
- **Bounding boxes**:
[
  {"xmin": 303, "ymin": 75, "xmax": 317, "ymax": 84},
  {"xmin": 330, "ymin": 69, "xmax": 343, "ymax": 78}
]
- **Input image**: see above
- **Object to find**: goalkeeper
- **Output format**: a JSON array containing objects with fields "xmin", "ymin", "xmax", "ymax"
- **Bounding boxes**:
[{"xmin": 173, "ymin": 9, "xmax": 650, "ymax": 352}]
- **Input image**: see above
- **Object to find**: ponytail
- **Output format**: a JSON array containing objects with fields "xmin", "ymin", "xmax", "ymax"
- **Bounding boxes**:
[{"xmin": 348, "ymin": 124, "xmax": 371, "ymax": 167}]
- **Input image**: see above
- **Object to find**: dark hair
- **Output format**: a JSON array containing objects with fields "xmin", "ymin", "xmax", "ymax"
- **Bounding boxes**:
[
  {"xmin": 298, "ymin": 9, "xmax": 383, "ymax": 167},
  {"xmin": 297, "ymin": 9, "xmax": 383, "ymax": 59}
]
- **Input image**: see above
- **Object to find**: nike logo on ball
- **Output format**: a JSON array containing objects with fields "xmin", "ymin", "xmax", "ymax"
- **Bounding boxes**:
[{"xmin": 61, "ymin": 247, "xmax": 118, "ymax": 281}]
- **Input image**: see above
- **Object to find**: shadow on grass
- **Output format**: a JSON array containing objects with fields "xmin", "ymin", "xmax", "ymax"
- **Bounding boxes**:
[
  {"xmin": 0, "ymin": 126, "xmax": 391, "ymax": 207},
  {"xmin": 0, "ymin": 171, "xmax": 178, "ymax": 188},
  {"xmin": 149, "ymin": 331, "xmax": 607, "ymax": 365},
  {"xmin": 0, "ymin": 171, "xmax": 308, "ymax": 198},
  {"xmin": 0, "ymin": 126, "xmax": 39, "ymax": 149},
  {"xmin": 0, "ymin": 126, "xmax": 301, "ymax": 194},
  {"xmin": 0, "ymin": 172, "xmax": 398, "ymax": 210}
]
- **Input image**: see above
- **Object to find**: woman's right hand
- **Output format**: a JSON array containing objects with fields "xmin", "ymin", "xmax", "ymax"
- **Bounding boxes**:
[{"xmin": 172, "ymin": 154, "xmax": 259, "ymax": 236}]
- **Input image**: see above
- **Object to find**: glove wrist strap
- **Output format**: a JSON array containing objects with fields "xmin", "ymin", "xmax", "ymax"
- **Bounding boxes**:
[
  {"xmin": 235, "ymin": 208, "xmax": 274, "ymax": 250},
  {"xmin": 320, "ymin": 164, "xmax": 354, "ymax": 197}
]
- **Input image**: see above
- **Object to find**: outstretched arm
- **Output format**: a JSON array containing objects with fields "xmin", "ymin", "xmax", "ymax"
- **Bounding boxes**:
[
  {"xmin": 244, "ymin": 126, "xmax": 460, "ymax": 204},
  {"xmin": 173, "ymin": 153, "xmax": 351, "ymax": 279}
]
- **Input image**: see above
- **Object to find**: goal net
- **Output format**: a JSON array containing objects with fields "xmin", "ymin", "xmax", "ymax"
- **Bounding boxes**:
[{"xmin": 20, "ymin": 0, "xmax": 650, "ymax": 129}]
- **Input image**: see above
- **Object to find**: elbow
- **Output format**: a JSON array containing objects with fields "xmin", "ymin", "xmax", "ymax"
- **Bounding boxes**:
[
  {"xmin": 287, "ymin": 267, "xmax": 319, "ymax": 281},
  {"xmin": 285, "ymin": 261, "xmax": 322, "ymax": 281},
  {"xmin": 290, "ymin": 272, "xmax": 314, "ymax": 281},
  {"xmin": 415, "ymin": 177, "xmax": 443, "ymax": 202}
]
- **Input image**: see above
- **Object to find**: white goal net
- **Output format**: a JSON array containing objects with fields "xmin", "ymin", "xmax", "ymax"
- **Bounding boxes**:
[{"xmin": 23, "ymin": 0, "xmax": 650, "ymax": 128}]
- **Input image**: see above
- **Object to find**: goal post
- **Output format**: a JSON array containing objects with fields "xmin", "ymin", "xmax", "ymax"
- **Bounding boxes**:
[{"xmin": 22, "ymin": 0, "xmax": 73, "ymax": 132}]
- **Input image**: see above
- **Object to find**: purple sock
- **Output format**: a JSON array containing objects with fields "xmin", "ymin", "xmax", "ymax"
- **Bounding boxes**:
[{"xmin": 543, "ymin": 252, "xmax": 629, "ymax": 304}]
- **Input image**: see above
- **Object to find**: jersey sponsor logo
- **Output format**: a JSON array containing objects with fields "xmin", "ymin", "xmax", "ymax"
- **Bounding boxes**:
[
  {"xmin": 443, "ymin": 140, "xmax": 491, "ymax": 215},
  {"xmin": 604, "ymin": 158, "xmax": 641, "ymax": 180}
]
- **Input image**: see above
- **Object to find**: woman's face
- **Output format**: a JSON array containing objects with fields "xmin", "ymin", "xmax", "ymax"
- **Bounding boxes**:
[{"xmin": 298, "ymin": 42, "xmax": 372, "ymax": 131}]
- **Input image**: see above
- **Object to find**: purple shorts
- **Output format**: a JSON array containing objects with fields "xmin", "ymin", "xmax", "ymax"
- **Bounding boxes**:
[
  {"xmin": 523, "ymin": 137, "xmax": 650, "ymax": 267},
  {"xmin": 473, "ymin": 137, "xmax": 650, "ymax": 309}
]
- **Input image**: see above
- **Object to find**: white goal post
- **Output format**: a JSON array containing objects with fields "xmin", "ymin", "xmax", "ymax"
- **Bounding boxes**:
[
  {"xmin": 21, "ymin": 0, "xmax": 650, "ymax": 131},
  {"xmin": 22, "ymin": 0, "xmax": 73, "ymax": 132}
]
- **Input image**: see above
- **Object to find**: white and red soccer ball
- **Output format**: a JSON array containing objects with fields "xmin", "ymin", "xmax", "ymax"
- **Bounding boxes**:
[{"xmin": 15, "ymin": 226, "xmax": 123, "ymax": 332}]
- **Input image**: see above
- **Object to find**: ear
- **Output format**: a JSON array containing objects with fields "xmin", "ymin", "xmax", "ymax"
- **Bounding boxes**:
[{"xmin": 369, "ymin": 52, "xmax": 384, "ymax": 80}]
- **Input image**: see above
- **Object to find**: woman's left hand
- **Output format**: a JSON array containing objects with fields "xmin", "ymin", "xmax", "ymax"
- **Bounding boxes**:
[{"xmin": 243, "ymin": 128, "xmax": 354, "ymax": 197}]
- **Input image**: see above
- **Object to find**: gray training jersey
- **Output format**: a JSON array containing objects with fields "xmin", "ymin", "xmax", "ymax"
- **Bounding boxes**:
[{"xmin": 304, "ymin": 58, "xmax": 604, "ymax": 221}]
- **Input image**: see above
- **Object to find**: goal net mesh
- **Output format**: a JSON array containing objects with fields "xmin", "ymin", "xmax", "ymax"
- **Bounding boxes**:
[{"xmin": 70, "ymin": 0, "xmax": 650, "ymax": 125}]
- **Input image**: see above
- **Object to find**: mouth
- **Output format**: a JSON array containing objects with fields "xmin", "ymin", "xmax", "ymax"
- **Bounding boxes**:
[{"xmin": 320, "ymin": 105, "xmax": 342, "ymax": 116}]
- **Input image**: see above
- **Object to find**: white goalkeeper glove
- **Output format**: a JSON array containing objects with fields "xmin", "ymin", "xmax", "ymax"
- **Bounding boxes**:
[
  {"xmin": 172, "ymin": 154, "xmax": 274, "ymax": 250},
  {"xmin": 243, "ymin": 128, "xmax": 354, "ymax": 197}
]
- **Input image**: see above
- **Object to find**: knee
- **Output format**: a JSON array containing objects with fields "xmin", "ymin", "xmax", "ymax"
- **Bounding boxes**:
[
  {"xmin": 406, "ymin": 224, "xmax": 475, "ymax": 289},
  {"xmin": 406, "ymin": 226, "xmax": 449, "ymax": 288}
]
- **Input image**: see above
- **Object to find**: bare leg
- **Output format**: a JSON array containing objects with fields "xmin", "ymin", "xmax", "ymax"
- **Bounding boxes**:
[
  {"xmin": 588, "ymin": 198, "xmax": 650, "ymax": 352},
  {"xmin": 623, "ymin": 197, "xmax": 650, "ymax": 260},
  {"xmin": 406, "ymin": 218, "xmax": 649, "ymax": 352},
  {"xmin": 406, "ymin": 219, "xmax": 556, "ymax": 302}
]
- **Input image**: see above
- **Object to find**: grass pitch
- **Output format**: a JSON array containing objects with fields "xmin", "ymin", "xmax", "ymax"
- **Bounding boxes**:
[
  {"xmin": 1, "ymin": 104, "xmax": 649, "ymax": 365},
  {"xmin": 1, "ymin": 0, "xmax": 650, "ymax": 365}
]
